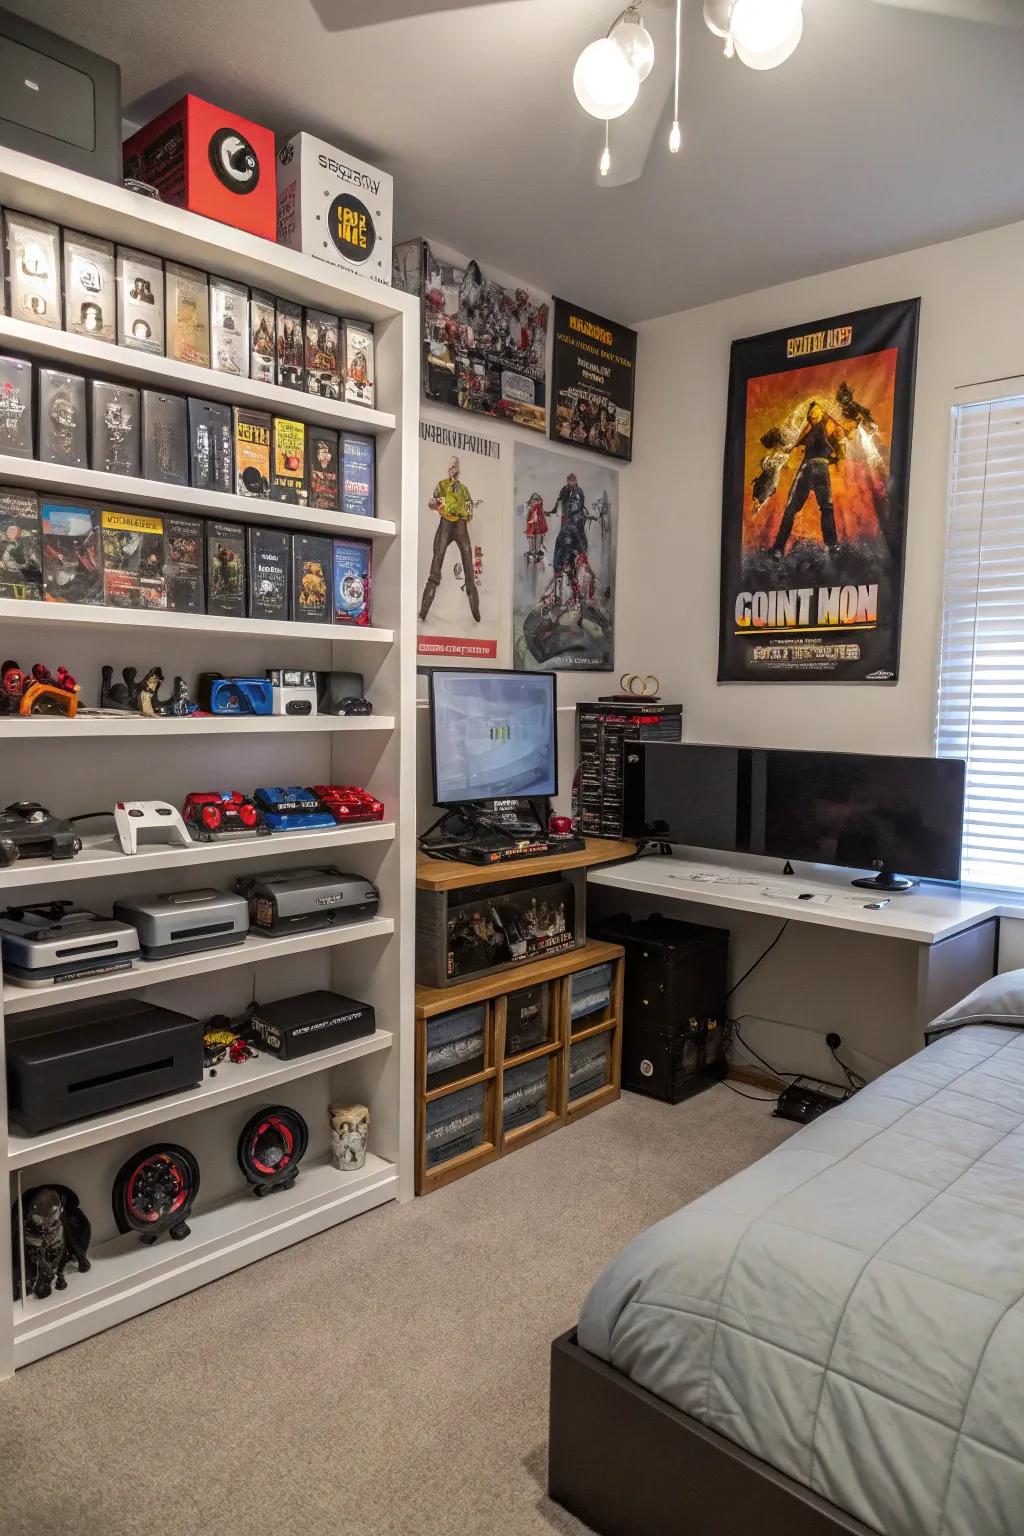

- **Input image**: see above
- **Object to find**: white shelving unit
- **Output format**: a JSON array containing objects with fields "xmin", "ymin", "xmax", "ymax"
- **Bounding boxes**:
[{"xmin": 0, "ymin": 147, "xmax": 418, "ymax": 1374}]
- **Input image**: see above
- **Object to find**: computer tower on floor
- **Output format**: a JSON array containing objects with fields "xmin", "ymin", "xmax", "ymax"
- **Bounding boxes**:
[{"xmin": 592, "ymin": 912, "xmax": 727, "ymax": 1103}]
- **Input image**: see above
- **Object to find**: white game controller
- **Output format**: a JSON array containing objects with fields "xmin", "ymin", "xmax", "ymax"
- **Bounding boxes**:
[{"xmin": 114, "ymin": 800, "xmax": 194, "ymax": 856}]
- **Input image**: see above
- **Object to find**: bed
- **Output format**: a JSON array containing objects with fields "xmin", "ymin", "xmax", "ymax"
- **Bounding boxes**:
[{"xmin": 549, "ymin": 1013, "xmax": 1024, "ymax": 1536}]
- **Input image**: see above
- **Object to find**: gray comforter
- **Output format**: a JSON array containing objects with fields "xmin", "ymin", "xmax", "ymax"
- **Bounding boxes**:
[{"xmin": 578, "ymin": 1024, "xmax": 1024, "ymax": 1536}]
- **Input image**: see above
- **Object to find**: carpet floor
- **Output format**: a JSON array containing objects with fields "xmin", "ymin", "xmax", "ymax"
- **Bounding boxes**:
[{"xmin": 0, "ymin": 1086, "xmax": 793, "ymax": 1536}]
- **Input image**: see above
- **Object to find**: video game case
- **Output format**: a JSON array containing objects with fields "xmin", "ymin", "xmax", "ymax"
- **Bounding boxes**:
[
  {"xmin": 141, "ymin": 389, "xmax": 189, "ymax": 485},
  {"xmin": 206, "ymin": 520, "xmax": 247, "ymax": 618},
  {"xmin": 234, "ymin": 406, "xmax": 272, "ymax": 498},
  {"xmin": 276, "ymin": 298, "xmax": 304, "ymax": 389},
  {"xmin": 271, "ymin": 416, "xmax": 307, "ymax": 503},
  {"xmin": 62, "ymin": 228, "xmax": 116, "ymax": 343},
  {"xmin": 165, "ymin": 261, "xmax": 210, "ymax": 367},
  {"xmin": 116, "ymin": 246, "xmax": 164, "ymax": 354},
  {"xmin": 40, "ymin": 499, "xmax": 103, "ymax": 606},
  {"xmin": 250, "ymin": 289, "xmax": 276, "ymax": 384},
  {"xmin": 247, "ymin": 526, "xmax": 290, "ymax": 621},
  {"xmin": 333, "ymin": 537, "xmax": 372, "ymax": 626},
  {"xmin": 0, "ymin": 488, "xmax": 42, "ymax": 602},
  {"xmin": 307, "ymin": 425, "xmax": 339, "ymax": 511},
  {"xmin": 342, "ymin": 318, "xmax": 375, "ymax": 408},
  {"xmin": 4, "ymin": 211, "xmax": 61, "ymax": 329},
  {"xmin": 188, "ymin": 398, "xmax": 234, "ymax": 493},
  {"xmin": 304, "ymin": 308, "xmax": 340, "ymax": 398},
  {"xmin": 37, "ymin": 368, "xmax": 88, "ymax": 468},
  {"xmin": 101, "ymin": 508, "xmax": 166, "ymax": 610},
  {"xmin": 291, "ymin": 533, "xmax": 333, "ymax": 625},
  {"xmin": 210, "ymin": 276, "xmax": 249, "ymax": 376},
  {"xmin": 164, "ymin": 513, "xmax": 205, "ymax": 613},
  {"xmin": 88, "ymin": 379, "xmax": 141, "ymax": 477},
  {"xmin": 0, "ymin": 355, "xmax": 34, "ymax": 459},
  {"xmin": 341, "ymin": 431, "xmax": 375, "ymax": 518}
]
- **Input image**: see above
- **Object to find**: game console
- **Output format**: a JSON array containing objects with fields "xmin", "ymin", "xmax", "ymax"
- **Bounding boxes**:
[
  {"xmin": 114, "ymin": 801, "xmax": 194, "ymax": 856},
  {"xmin": 197, "ymin": 674, "xmax": 274, "ymax": 716},
  {"xmin": 0, "ymin": 902, "xmax": 139, "ymax": 987},
  {"xmin": 311, "ymin": 785, "xmax": 385, "ymax": 825},
  {"xmin": 268, "ymin": 668, "xmax": 318, "ymax": 717},
  {"xmin": 252, "ymin": 787, "xmax": 336, "ymax": 833},
  {"xmin": 0, "ymin": 802, "xmax": 82, "ymax": 866},
  {"xmin": 249, "ymin": 989, "xmax": 376, "ymax": 1060},
  {"xmin": 317, "ymin": 670, "xmax": 370, "ymax": 716},
  {"xmin": 236, "ymin": 867, "xmax": 381, "ymax": 936},
  {"xmin": 113, "ymin": 889, "xmax": 250, "ymax": 960},
  {"xmin": 182, "ymin": 791, "xmax": 266, "ymax": 841}
]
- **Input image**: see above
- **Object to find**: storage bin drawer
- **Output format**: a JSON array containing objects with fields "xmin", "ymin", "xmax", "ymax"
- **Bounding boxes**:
[
  {"xmin": 568, "ymin": 1035, "xmax": 610, "ymax": 1103},
  {"xmin": 505, "ymin": 983, "xmax": 551, "ymax": 1058},
  {"xmin": 425, "ymin": 1003, "xmax": 486, "ymax": 1089},
  {"xmin": 425, "ymin": 1081, "xmax": 486, "ymax": 1168},
  {"xmin": 502, "ymin": 1058, "xmax": 549, "ymax": 1133},
  {"xmin": 570, "ymin": 962, "xmax": 612, "ymax": 1022}
]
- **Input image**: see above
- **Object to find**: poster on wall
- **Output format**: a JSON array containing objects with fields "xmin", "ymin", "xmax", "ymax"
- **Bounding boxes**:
[
  {"xmin": 393, "ymin": 238, "xmax": 549, "ymax": 432},
  {"xmin": 512, "ymin": 442, "xmax": 617, "ymax": 672},
  {"xmin": 718, "ymin": 297, "xmax": 920, "ymax": 684},
  {"xmin": 417, "ymin": 416, "xmax": 506, "ymax": 663},
  {"xmin": 550, "ymin": 297, "xmax": 637, "ymax": 462}
]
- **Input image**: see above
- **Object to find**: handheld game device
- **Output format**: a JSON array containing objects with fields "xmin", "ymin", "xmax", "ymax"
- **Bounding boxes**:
[{"xmin": 114, "ymin": 800, "xmax": 194, "ymax": 856}]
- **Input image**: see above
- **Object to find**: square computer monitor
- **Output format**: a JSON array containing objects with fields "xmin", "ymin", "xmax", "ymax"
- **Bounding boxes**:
[{"xmin": 429, "ymin": 668, "xmax": 558, "ymax": 806}]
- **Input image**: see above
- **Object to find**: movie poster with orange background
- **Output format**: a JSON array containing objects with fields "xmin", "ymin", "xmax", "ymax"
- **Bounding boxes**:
[{"xmin": 718, "ymin": 299, "xmax": 919, "ymax": 683}]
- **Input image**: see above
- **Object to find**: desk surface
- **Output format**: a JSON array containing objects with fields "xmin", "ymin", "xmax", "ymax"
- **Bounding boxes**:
[
  {"xmin": 416, "ymin": 837, "xmax": 636, "ymax": 891},
  {"xmin": 588, "ymin": 854, "xmax": 1001, "ymax": 944}
]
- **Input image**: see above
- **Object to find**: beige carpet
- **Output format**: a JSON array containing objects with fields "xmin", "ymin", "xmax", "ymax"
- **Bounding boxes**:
[{"xmin": 0, "ymin": 1086, "xmax": 792, "ymax": 1536}]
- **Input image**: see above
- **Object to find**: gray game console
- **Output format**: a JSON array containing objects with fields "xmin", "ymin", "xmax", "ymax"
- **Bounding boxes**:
[
  {"xmin": 236, "ymin": 867, "xmax": 380, "ymax": 936},
  {"xmin": 0, "ymin": 903, "xmax": 139, "ymax": 987},
  {"xmin": 112, "ymin": 888, "xmax": 249, "ymax": 960}
]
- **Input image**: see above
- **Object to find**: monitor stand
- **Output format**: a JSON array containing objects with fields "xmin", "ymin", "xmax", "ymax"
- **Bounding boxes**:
[{"xmin": 851, "ymin": 871, "xmax": 919, "ymax": 892}]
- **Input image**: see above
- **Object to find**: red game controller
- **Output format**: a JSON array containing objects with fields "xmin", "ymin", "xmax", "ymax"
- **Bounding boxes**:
[
  {"xmin": 310, "ymin": 785, "xmax": 384, "ymax": 825},
  {"xmin": 182, "ymin": 791, "xmax": 266, "ymax": 840}
]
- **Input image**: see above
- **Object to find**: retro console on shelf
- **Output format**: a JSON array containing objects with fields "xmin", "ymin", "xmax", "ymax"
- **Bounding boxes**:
[{"xmin": 0, "ymin": 145, "xmax": 418, "ymax": 1374}]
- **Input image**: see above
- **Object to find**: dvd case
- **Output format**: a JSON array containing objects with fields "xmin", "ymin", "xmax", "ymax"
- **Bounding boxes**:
[
  {"xmin": 304, "ymin": 308, "xmax": 341, "ymax": 398},
  {"xmin": 210, "ymin": 276, "xmax": 249, "ymax": 376},
  {"xmin": 206, "ymin": 520, "xmax": 247, "ymax": 618},
  {"xmin": 341, "ymin": 431, "xmax": 375, "ymax": 518},
  {"xmin": 0, "ymin": 488, "xmax": 42, "ymax": 602},
  {"xmin": 276, "ymin": 298, "xmax": 304, "ymax": 389},
  {"xmin": 307, "ymin": 426, "xmax": 340, "ymax": 511},
  {"xmin": 63, "ymin": 229, "xmax": 116, "ymax": 342},
  {"xmin": 234, "ymin": 406, "xmax": 272, "ymax": 497},
  {"xmin": 164, "ymin": 513, "xmax": 205, "ymax": 613},
  {"xmin": 4, "ymin": 211, "xmax": 61, "ymax": 329},
  {"xmin": 333, "ymin": 537, "xmax": 372, "ymax": 626},
  {"xmin": 116, "ymin": 246, "xmax": 165, "ymax": 354},
  {"xmin": 141, "ymin": 390, "xmax": 189, "ymax": 485},
  {"xmin": 40, "ymin": 500, "xmax": 103, "ymax": 605},
  {"xmin": 250, "ymin": 289, "xmax": 276, "ymax": 384},
  {"xmin": 165, "ymin": 262, "xmax": 210, "ymax": 367},
  {"xmin": 188, "ymin": 398, "xmax": 234, "ymax": 493},
  {"xmin": 271, "ymin": 416, "xmax": 307, "ymax": 503},
  {"xmin": 247, "ymin": 526, "xmax": 290, "ymax": 621},
  {"xmin": 342, "ymin": 319, "xmax": 375, "ymax": 408},
  {"xmin": 291, "ymin": 533, "xmax": 332, "ymax": 625},
  {"xmin": 37, "ymin": 369, "xmax": 88, "ymax": 468},
  {"xmin": 0, "ymin": 355, "xmax": 34, "ymax": 459},
  {"xmin": 89, "ymin": 380, "xmax": 141, "ymax": 477},
  {"xmin": 101, "ymin": 508, "xmax": 166, "ymax": 610}
]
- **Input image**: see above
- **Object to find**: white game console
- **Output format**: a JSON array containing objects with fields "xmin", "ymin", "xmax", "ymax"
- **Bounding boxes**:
[{"xmin": 114, "ymin": 800, "xmax": 194, "ymax": 856}]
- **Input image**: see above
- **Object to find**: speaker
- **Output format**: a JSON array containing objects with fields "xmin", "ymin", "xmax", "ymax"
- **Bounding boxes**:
[{"xmin": 0, "ymin": 7, "xmax": 122, "ymax": 182}]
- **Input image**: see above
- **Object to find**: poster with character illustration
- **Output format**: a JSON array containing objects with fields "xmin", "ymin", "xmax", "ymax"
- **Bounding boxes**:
[
  {"xmin": 719, "ymin": 298, "xmax": 919, "ymax": 683},
  {"xmin": 512, "ymin": 442, "xmax": 617, "ymax": 672}
]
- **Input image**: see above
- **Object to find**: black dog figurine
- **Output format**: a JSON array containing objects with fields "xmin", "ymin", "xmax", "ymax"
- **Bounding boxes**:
[{"xmin": 12, "ymin": 1185, "xmax": 92, "ymax": 1300}]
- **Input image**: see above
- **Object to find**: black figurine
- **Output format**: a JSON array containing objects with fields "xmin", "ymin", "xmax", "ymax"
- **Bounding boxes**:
[
  {"xmin": 12, "ymin": 1185, "xmax": 92, "ymax": 1300},
  {"xmin": 163, "ymin": 676, "xmax": 197, "ymax": 717},
  {"xmin": 100, "ymin": 664, "xmax": 169, "ymax": 716}
]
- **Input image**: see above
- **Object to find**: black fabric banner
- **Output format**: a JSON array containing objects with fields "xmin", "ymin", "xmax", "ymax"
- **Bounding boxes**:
[{"xmin": 550, "ymin": 298, "xmax": 637, "ymax": 463}]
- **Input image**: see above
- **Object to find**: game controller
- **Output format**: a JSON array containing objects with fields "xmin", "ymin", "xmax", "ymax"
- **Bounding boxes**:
[
  {"xmin": 182, "ymin": 791, "xmax": 266, "ymax": 841},
  {"xmin": 253, "ymin": 787, "xmax": 337, "ymax": 833},
  {"xmin": 114, "ymin": 801, "xmax": 194, "ymax": 856},
  {"xmin": 311, "ymin": 785, "xmax": 385, "ymax": 825}
]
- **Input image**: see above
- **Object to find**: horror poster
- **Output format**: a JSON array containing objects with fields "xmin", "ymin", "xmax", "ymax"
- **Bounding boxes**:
[
  {"xmin": 550, "ymin": 297, "xmax": 637, "ymax": 462},
  {"xmin": 512, "ymin": 442, "xmax": 617, "ymax": 672},
  {"xmin": 718, "ymin": 299, "xmax": 919, "ymax": 683}
]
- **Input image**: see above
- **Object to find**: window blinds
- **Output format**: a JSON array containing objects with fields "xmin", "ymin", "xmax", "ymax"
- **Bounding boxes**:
[{"xmin": 938, "ymin": 392, "xmax": 1024, "ymax": 889}]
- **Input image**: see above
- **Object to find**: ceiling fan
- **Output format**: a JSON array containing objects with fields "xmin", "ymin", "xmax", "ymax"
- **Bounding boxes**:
[{"xmin": 580, "ymin": 0, "xmax": 1024, "ymax": 189}]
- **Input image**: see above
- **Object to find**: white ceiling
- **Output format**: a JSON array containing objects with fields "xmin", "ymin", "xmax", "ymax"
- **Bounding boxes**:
[{"xmin": 7, "ymin": 0, "xmax": 1024, "ymax": 322}]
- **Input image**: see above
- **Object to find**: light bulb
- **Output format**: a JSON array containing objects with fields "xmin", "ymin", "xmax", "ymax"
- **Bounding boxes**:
[
  {"xmin": 730, "ymin": 0, "xmax": 803, "ymax": 65},
  {"xmin": 600, "ymin": 143, "xmax": 611, "ymax": 176},
  {"xmin": 668, "ymin": 120, "xmax": 682, "ymax": 154},
  {"xmin": 611, "ymin": 12, "xmax": 655, "ymax": 83},
  {"xmin": 733, "ymin": 5, "xmax": 802, "ymax": 68},
  {"xmin": 573, "ymin": 36, "xmax": 641, "ymax": 120}
]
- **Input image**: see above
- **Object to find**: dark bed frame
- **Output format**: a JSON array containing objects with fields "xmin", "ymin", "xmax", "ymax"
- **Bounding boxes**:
[{"xmin": 548, "ymin": 1329, "xmax": 876, "ymax": 1536}]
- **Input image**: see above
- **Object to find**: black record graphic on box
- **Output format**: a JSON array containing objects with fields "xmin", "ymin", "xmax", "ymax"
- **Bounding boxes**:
[
  {"xmin": 209, "ymin": 127, "xmax": 260, "ymax": 195},
  {"xmin": 327, "ymin": 192, "xmax": 375, "ymax": 264},
  {"xmin": 237, "ymin": 1105, "xmax": 309, "ymax": 1196},
  {"xmin": 112, "ymin": 1144, "xmax": 200, "ymax": 1245}
]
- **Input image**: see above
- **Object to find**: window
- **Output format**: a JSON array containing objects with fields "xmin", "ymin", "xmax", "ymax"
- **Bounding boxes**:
[{"xmin": 938, "ymin": 383, "xmax": 1024, "ymax": 889}]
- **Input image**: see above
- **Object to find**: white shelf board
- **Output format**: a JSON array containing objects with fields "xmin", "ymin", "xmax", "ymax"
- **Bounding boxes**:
[
  {"xmin": 0, "ymin": 315, "xmax": 396, "ymax": 434},
  {"xmin": 0, "ymin": 713, "xmax": 395, "ymax": 740},
  {"xmin": 7, "ymin": 1026, "xmax": 394, "ymax": 1166},
  {"xmin": 0, "ymin": 452, "xmax": 396, "ymax": 540},
  {"xmin": 0, "ymin": 821, "xmax": 396, "ymax": 892},
  {"xmin": 13, "ymin": 1154, "xmax": 397, "ymax": 1365},
  {"xmin": 3, "ymin": 916, "xmax": 395, "ymax": 1017},
  {"xmin": 0, "ymin": 596, "xmax": 394, "ymax": 646}
]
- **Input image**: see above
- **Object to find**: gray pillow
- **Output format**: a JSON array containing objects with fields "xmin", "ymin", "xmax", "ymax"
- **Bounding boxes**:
[{"xmin": 926, "ymin": 968, "xmax": 1024, "ymax": 1036}]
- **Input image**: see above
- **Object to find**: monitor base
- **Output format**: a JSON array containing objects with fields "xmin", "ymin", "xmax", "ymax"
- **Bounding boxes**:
[{"xmin": 851, "ymin": 872, "xmax": 919, "ymax": 892}]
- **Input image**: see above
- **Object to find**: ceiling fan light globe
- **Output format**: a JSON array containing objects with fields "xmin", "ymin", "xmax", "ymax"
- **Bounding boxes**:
[
  {"xmin": 734, "ymin": 4, "xmax": 803, "ymax": 68},
  {"xmin": 573, "ymin": 37, "xmax": 642, "ymax": 119},
  {"xmin": 611, "ymin": 13, "xmax": 656, "ymax": 82},
  {"xmin": 702, "ymin": 0, "xmax": 735, "ymax": 40},
  {"xmin": 731, "ymin": 0, "xmax": 802, "ymax": 57}
]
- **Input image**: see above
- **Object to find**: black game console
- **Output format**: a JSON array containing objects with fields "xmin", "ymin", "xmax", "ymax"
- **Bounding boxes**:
[
  {"xmin": 0, "ymin": 802, "xmax": 82, "ymax": 866},
  {"xmin": 775, "ymin": 1078, "xmax": 849, "ymax": 1124},
  {"xmin": 249, "ymin": 989, "xmax": 375, "ymax": 1060}
]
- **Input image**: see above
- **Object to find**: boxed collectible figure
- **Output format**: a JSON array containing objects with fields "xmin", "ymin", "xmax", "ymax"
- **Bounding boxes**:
[
  {"xmin": 206, "ymin": 520, "xmax": 246, "ymax": 617},
  {"xmin": 303, "ymin": 308, "xmax": 340, "ymax": 398},
  {"xmin": 101, "ymin": 508, "xmax": 166, "ymax": 609},
  {"xmin": 0, "ymin": 488, "xmax": 42, "ymax": 602},
  {"xmin": 165, "ymin": 262, "xmax": 210, "ymax": 367},
  {"xmin": 164, "ymin": 513, "xmax": 204, "ymax": 613},
  {"xmin": 3, "ymin": 211, "xmax": 61, "ymax": 328},
  {"xmin": 116, "ymin": 246, "xmax": 164, "ymax": 354},
  {"xmin": 141, "ymin": 389, "xmax": 189, "ymax": 484},
  {"xmin": 37, "ymin": 369, "xmax": 88, "ymax": 468},
  {"xmin": 276, "ymin": 131, "xmax": 393, "ymax": 288},
  {"xmin": 307, "ymin": 426, "xmax": 339, "ymax": 511},
  {"xmin": 271, "ymin": 416, "xmax": 307, "ymax": 503},
  {"xmin": 88, "ymin": 380, "xmax": 141, "ymax": 477},
  {"xmin": 124, "ymin": 96, "xmax": 277, "ymax": 241},
  {"xmin": 291, "ymin": 533, "xmax": 332, "ymax": 625},
  {"xmin": 246, "ymin": 526, "xmax": 290, "ymax": 621},
  {"xmin": 276, "ymin": 298, "xmax": 304, "ymax": 389},
  {"xmin": 0, "ymin": 355, "xmax": 33, "ymax": 459},
  {"xmin": 40, "ymin": 500, "xmax": 103, "ymax": 605},
  {"xmin": 210, "ymin": 276, "xmax": 249, "ymax": 376},
  {"xmin": 332, "ymin": 537, "xmax": 372, "ymax": 626},
  {"xmin": 188, "ymin": 397, "xmax": 233, "ymax": 493},
  {"xmin": 341, "ymin": 431, "xmax": 375, "ymax": 518},
  {"xmin": 62, "ymin": 229, "xmax": 116, "ymax": 342},
  {"xmin": 342, "ymin": 319, "xmax": 375, "ymax": 408},
  {"xmin": 250, "ymin": 288, "xmax": 276, "ymax": 384},
  {"xmin": 234, "ymin": 406, "xmax": 271, "ymax": 497}
]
